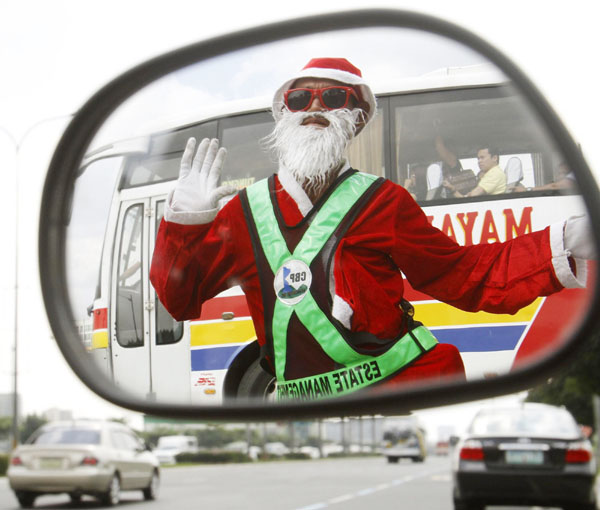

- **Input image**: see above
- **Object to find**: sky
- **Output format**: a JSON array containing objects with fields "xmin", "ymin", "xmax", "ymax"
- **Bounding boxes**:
[{"xmin": 1, "ymin": 1, "xmax": 599, "ymax": 435}]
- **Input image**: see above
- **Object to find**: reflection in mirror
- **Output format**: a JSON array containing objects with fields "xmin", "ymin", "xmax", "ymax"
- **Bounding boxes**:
[{"xmin": 66, "ymin": 27, "xmax": 595, "ymax": 407}]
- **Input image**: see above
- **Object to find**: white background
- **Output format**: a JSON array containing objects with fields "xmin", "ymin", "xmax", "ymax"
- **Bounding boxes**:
[{"xmin": 0, "ymin": 0, "xmax": 598, "ymax": 434}]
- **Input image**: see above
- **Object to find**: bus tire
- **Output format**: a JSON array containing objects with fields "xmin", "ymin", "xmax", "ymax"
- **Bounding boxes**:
[{"xmin": 236, "ymin": 358, "xmax": 276, "ymax": 400}]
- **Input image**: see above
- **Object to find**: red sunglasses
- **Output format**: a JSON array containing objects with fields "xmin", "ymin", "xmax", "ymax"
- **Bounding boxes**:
[{"xmin": 283, "ymin": 86, "xmax": 358, "ymax": 112}]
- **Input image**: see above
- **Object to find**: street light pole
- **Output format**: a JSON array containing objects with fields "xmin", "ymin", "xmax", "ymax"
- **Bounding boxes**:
[
  {"xmin": 1, "ymin": 126, "xmax": 20, "ymax": 450},
  {"xmin": 1, "ymin": 115, "xmax": 73, "ymax": 450}
]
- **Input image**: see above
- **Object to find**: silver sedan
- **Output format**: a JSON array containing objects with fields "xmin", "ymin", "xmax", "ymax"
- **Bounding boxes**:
[{"xmin": 7, "ymin": 419, "xmax": 160, "ymax": 508}]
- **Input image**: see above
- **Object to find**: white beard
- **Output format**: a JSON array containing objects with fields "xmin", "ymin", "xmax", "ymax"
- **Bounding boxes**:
[{"xmin": 262, "ymin": 108, "xmax": 362, "ymax": 195}]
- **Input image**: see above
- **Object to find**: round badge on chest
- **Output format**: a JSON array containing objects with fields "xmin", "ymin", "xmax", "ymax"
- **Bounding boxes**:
[{"xmin": 273, "ymin": 259, "xmax": 312, "ymax": 305}]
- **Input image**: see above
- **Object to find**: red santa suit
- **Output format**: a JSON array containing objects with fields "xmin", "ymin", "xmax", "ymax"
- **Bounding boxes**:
[{"xmin": 149, "ymin": 161, "xmax": 586, "ymax": 389}]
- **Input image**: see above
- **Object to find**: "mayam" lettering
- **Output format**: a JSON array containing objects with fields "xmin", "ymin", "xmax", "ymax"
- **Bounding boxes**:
[{"xmin": 427, "ymin": 207, "xmax": 532, "ymax": 245}]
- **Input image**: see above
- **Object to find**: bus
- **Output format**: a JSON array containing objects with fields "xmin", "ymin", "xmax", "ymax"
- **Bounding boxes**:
[{"xmin": 76, "ymin": 65, "xmax": 590, "ymax": 405}]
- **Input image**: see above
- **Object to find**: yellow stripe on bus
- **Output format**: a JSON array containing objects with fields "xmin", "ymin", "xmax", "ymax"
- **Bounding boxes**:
[
  {"xmin": 188, "ymin": 298, "xmax": 541, "ymax": 348},
  {"xmin": 91, "ymin": 331, "xmax": 109, "ymax": 349},
  {"xmin": 190, "ymin": 320, "xmax": 257, "ymax": 347},
  {"xmin": 413, "ymin": 298, "xmax": 542, "ymax": 327}
]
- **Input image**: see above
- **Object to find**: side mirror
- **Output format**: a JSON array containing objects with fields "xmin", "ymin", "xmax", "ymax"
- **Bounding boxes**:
[{"xmin": 39, "ymin": 9, "xmax": 600, "ymax": 421}]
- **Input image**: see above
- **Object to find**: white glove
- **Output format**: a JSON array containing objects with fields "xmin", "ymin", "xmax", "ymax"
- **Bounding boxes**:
[
  {"xmin": 170, "ymin": 137, "xmax": 237, "ymax": 213},
  {"xmin": 564, "ymin": 215, "xmax": 596, "ymax": 259}
]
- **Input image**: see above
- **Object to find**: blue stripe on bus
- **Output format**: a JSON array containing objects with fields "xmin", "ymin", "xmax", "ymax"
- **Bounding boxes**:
[
  {"xmin": 191, "ymin": 345, "xmax": 242, "ymax": 371},
  {"xmin": 433, "ymin": 325, "xmax": 526, "ymax": 352},
  {"xmin": 189, "ymin": 325, "xmax": 526, "ymax": 370}
]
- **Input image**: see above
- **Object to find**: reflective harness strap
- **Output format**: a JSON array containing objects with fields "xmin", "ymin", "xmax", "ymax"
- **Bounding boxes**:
[
  {"xmin": 245, "ymin": 172, "xmax": 438, "ymax": 397},
  {"xmin": 246, "ymin": 173, "xmax": 379, "ymax": 381},
  {"xmin": 276, "ymin": 325, "xmax": 438, "ymax": 400}
]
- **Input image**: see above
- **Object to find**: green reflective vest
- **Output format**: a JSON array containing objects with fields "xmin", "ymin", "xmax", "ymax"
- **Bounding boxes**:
[{"xmin": 240, "ymin": 170, "xmax": 438, "ymax": 400}]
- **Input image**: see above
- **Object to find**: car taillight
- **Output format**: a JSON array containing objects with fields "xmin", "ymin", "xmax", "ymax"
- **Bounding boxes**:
[
  {"xmin": 459, "ymin": 440, "xmax": 484, "ymax": 461},
  {"xmin": 81, "ymin": 456, "xmax": 99, "ymax": 466},
  {"xmin": 565, "ymin": 442, "xmax": 592, "ymax": 463},
  {"xmin": 10, "ymin": 456, "xmax": 23, "ymax": 466}
]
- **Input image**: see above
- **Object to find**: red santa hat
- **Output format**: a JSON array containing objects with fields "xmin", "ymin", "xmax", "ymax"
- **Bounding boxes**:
[{"xmin": 272, "ymin": 57, "xmax": 377, "ymax": 125}]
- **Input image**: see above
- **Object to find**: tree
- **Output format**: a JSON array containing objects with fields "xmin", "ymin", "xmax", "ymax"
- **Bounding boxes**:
[
  {"xmin": 0, "ymin": 417, "xmax": 12, "ymax": 439},
  {"xmin": 19, "ymin": 414, "xmax": 48, "ymax": 443},
  {"xmin": 526, "ymin": 334, "xmax": 600, "ymax": 427}
]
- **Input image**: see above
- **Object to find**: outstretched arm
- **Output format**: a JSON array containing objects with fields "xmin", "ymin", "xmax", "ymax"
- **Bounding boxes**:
[{"xmin": 386, "ymin": 186, "xmax": 591, "ymax": 314}]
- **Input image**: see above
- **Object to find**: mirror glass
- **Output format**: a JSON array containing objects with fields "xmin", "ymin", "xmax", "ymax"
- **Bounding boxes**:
[{"xmin": 64, "ymin": 27, "xmax": 595, "ymax": 407}]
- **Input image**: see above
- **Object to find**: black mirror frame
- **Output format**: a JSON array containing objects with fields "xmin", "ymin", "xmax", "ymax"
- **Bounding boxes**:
[{"xmin": 39, "ymin": 8, "xmax": 600, "ymax": 421}]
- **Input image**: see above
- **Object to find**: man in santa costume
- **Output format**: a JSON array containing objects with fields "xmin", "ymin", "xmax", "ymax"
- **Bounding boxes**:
[{"xmin": 150, "ymin": 58, "xmax": 592, "ymax": 400}]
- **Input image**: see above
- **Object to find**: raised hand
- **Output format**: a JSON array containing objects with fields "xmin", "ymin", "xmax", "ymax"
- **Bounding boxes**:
[{"xmin": 171, "ymin": 137, "xmax": 237, "ymax": 212}]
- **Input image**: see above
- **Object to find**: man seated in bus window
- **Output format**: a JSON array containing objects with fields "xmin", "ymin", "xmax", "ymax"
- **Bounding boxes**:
[
  {"xmin": 150, "ymin": 58, "xmax": 593, "ymax": 398},
  {"xmin": 533, "ymin": 162, "xmax": 577, "ymax": 192},
  {"xmin": 434, "ymin": 135, "xmax": 463, "ymax": 179},
  {"xmin": 443, "ymin": 146, "xmax": 507, "ymax": 197},
  {"xmin": 423, "ymin": 135, "xmax": 464, "ymax": 199}
]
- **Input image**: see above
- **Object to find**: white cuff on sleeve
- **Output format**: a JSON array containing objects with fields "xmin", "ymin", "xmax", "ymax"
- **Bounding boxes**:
[
  {"xmin": 332, "ymin": 295, "xmax": 354, "ymax": 329},
  {"xmin": 550, "ymin": 221, "xmax": 587, "ymax": 288},
  {"xmin": 163, "ymin": 189, "xmax": 219, "ymax": 225}
]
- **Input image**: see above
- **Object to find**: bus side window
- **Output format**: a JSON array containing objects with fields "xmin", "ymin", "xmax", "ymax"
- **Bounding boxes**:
[
  {"xmin": 154, "ymin": 201, "xmax": 184, "ymax": 346},
  {"xmin": 116, "ymin": 204, "xmax": 144, "ymax": 348},
  {"xmin": 219, "ymin": 112, "xmax": 278, "ymax": 189},
  {"xmin": 347, "ymin": 106, "xmax": 385, "ymax": 178}
]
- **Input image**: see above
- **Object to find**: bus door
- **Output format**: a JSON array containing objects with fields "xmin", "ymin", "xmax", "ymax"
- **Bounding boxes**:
[
  {"xmin": 148, "ymin": 198, "xmax": 189, "ymax": 403},
  {"xmin": 110, "ymin": 198, "xmax": 151, "ymax": 398},
  {"xmin": 110, "ymin": 196, "xmax": 189, "ymax": 402}
]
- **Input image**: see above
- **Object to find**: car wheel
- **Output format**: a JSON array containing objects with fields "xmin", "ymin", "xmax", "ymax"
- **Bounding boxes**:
[
  {"xmin": 14, "ymin": 491, "xmax": 36, "ymax": 509},
  {"xmin": 453, "ymin": 498, "xmax": 484, "ymax": 510},
  {"xmin": 236, "ymin": 358, "xmax": 276, "ymax": 400},
  {"xmin": 100, "ymin": 474, "xmax": 121, "ymax": 506},
  {"xmin": 69, "ymin": 492, "xmax": 82, "ymax": 504},
  {"xmin": 143, "ymin": 470, "xmax": 160, "ymax": 500},
  {"xmin": 563, "ymin": 503, "xmax": 598, "ymax": 510},
  {"xmin": 387, "ymin": 456, "xmax": 399, "ymax": 463},
  {"xmin": 412, "ymin": 456, "xmax": 425, "ymax": 462}
]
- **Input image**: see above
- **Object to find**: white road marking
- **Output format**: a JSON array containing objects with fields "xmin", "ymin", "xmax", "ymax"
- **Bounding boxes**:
[
  {"xmin": 294, "ymin": 467, "xmax": 446, "ymax": 510},
  {"xmin": 328, "ymin": 494, "xmax": 354, "ymax": 504}
]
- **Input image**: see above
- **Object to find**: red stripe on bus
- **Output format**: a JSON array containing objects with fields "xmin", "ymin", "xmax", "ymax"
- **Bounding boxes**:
[
  {"xmin": 513, "ymin": 262, "xmax": 595, "ymax": 368},
  {"xmin": 194, "ymin": 280, "xmax": 433, "ymax": 322},
  {"xmin": 93, "ymin": 308, "xmax": 107, "ymax": 329},
  {"xmin": 196, "ymin": 295, "xmax": 251, "ymax": 321}
]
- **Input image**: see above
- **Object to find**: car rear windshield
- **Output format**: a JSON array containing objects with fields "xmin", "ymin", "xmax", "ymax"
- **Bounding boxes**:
[
  {"xmin": 29, "ymin": 428, "xmax": 101, "ymax": 445},
  {"xmin": 383, "ymin": 428, "xmax": 419, "ymax": 441},
  {"xmin": 469, "ymin": 407, "xmax": 580, "ymax": 438}
]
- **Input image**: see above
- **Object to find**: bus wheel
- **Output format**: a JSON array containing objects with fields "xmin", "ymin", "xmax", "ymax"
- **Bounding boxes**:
[{"xmin": 237, "ymin": 358, "xmax": 276, "ymax": 400}]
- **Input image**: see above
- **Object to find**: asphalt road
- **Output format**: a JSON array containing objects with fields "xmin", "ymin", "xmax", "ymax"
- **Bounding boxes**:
[{"xmin": 0, "ymin": 455, "xmax": 595, "ymax": 509}]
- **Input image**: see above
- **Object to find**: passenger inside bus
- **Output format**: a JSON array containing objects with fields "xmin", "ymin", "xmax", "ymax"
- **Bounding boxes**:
[
  {"xmin": 150, "ymin": 57, "xmax": 593, "ymax": 400},
  {"xmin": 442, "ymin": 146, "xmax": 507, "ymax": 197},
  {"xmin": 417, "ymin": 135, "xmax": 468, "ymax": 200},
  {"xmin": 532, "ymin": 162, "xmax": 577, "ymax": 192}
]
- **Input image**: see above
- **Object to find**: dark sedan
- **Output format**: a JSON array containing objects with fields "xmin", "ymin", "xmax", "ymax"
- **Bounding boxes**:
[{"xmin": 452, "ymin": 403, "xmax": 597, "ymax": 510}]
